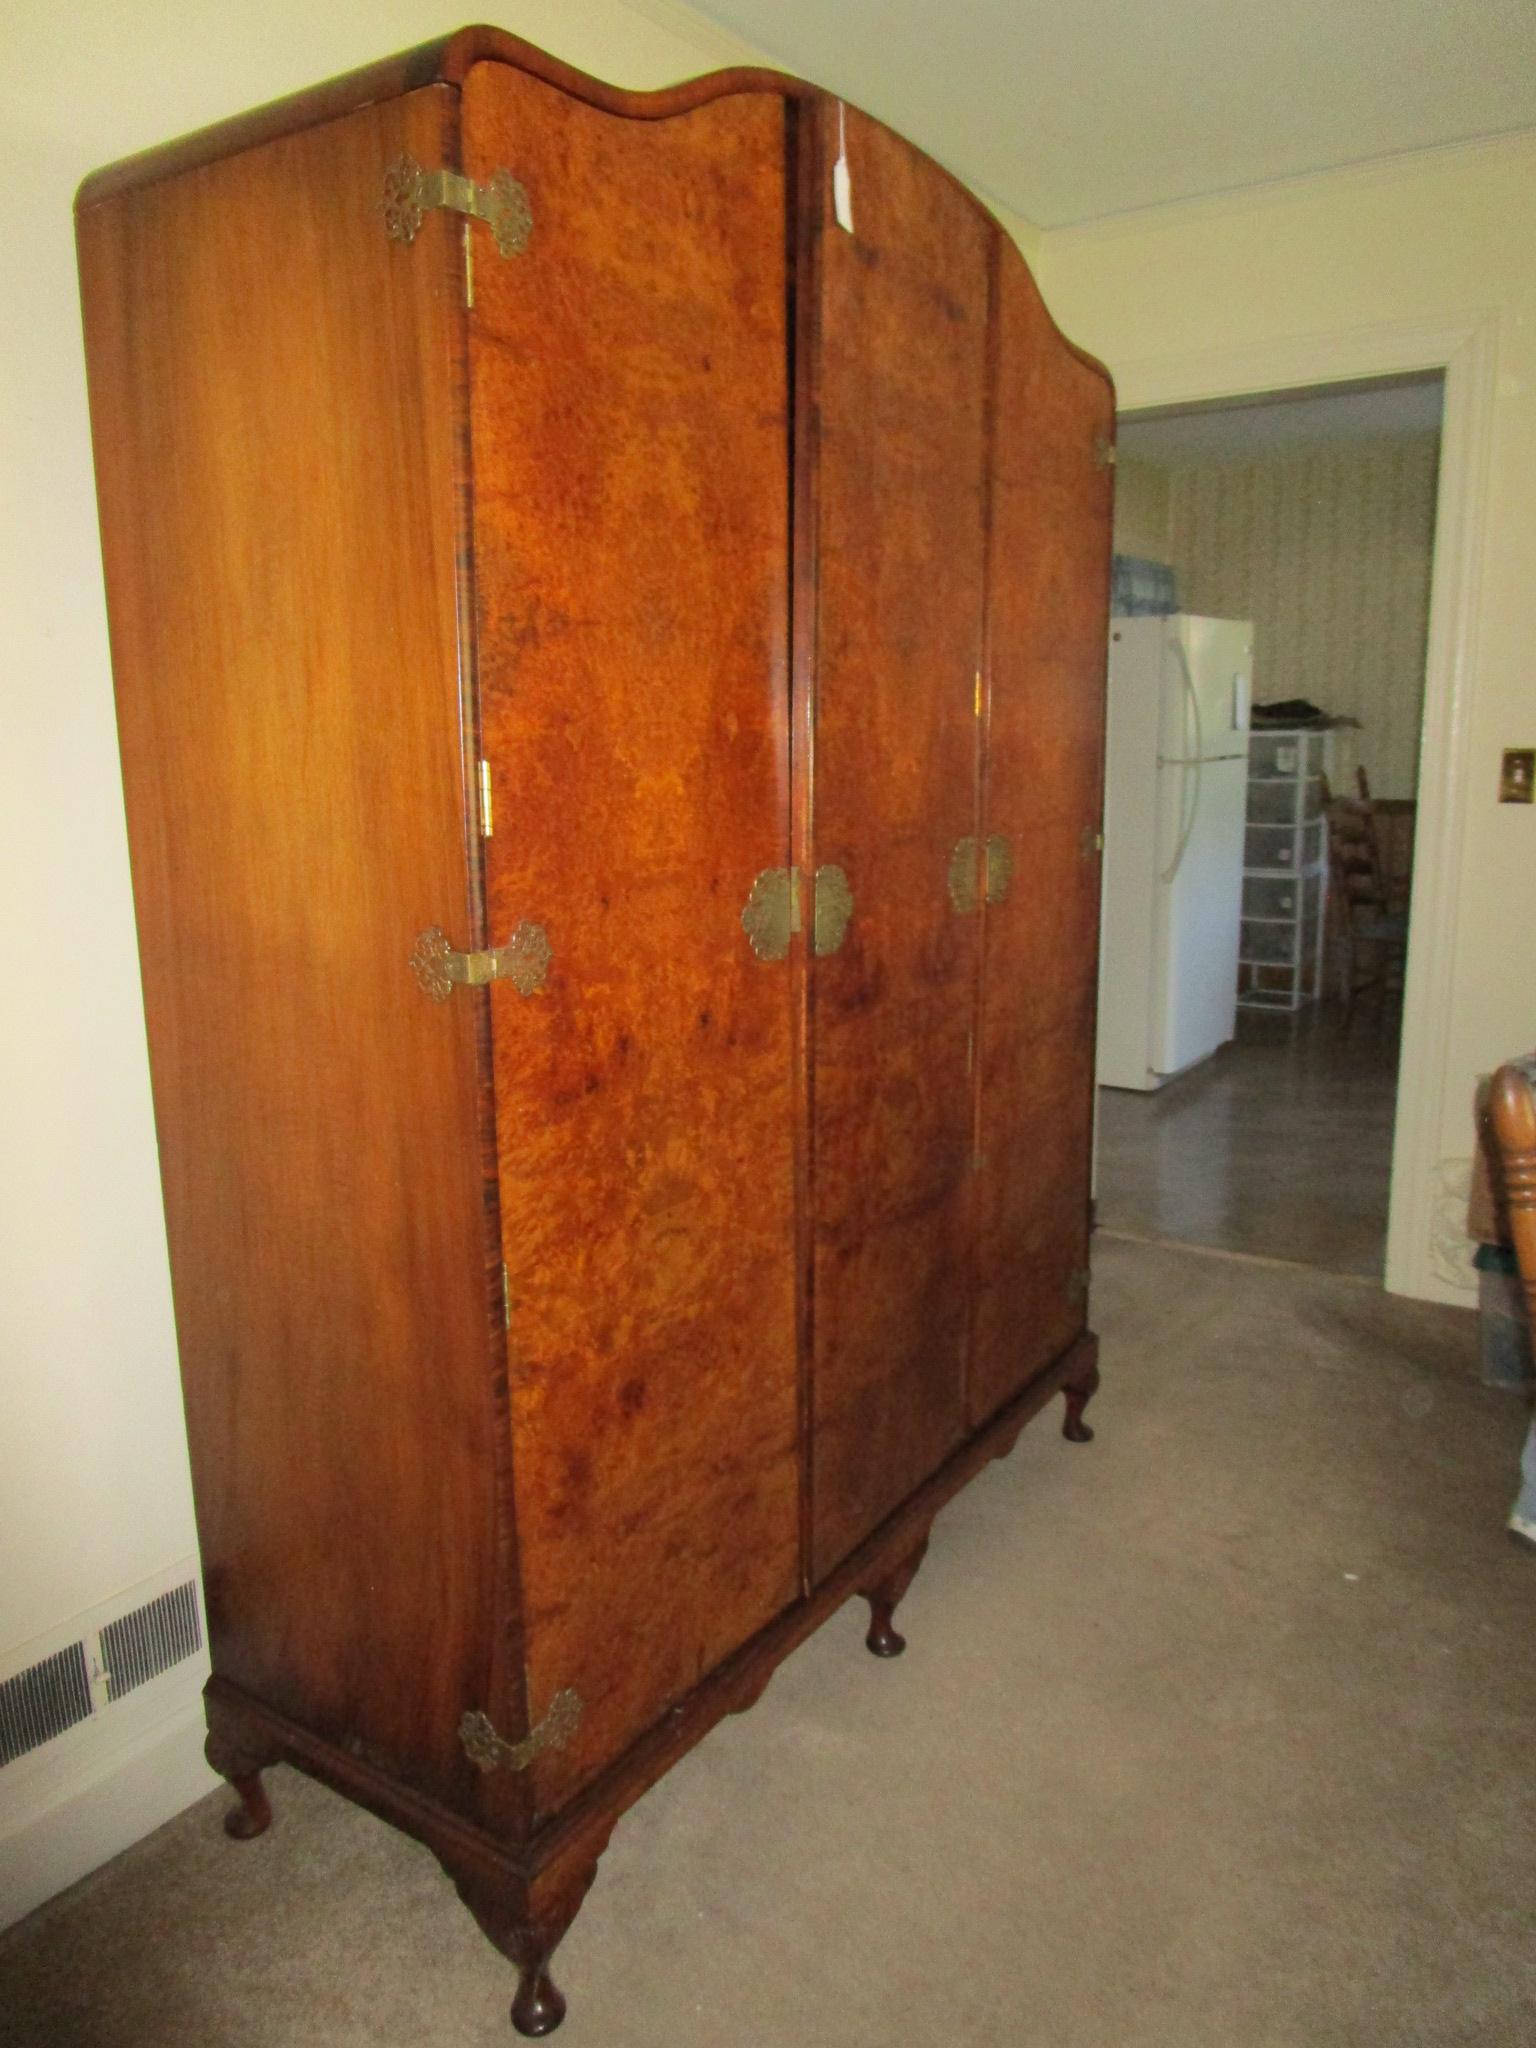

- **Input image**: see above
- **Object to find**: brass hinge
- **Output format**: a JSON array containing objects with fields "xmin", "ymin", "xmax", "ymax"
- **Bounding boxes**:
[
  {"xmin": 381, "ymin": 157, "xmax": 533, "ymax": 257},
  {"xmin": 948, "ymin": 834, "xmax": 1013, "ymax": 913},
  {"xmin": 410, "ymin": 922, "xmax": 550, "ymax": 1001},
  {"xmin": 1068, "ymin": 1265, "xmax": 1090, "ymax": 1304},
  {"xmin": 477, "ymin": 759, "xmax": 494, "ymax": 838},
  {"xmin": 742, "ymin": 866, "xmax": 855, "ymax": 961},
  {"xmin": 1094, "ymin": 434, "xmax": 1117, "ymax": 470},
  {"xmin": 500, "ymin": 1261, "xmax": 511, "ymax": 1331},
  {"xmin": 459, "ymin": 1689, "xmax": 582, "ymax": 1774},
  {"xmin": 1080, "ymin": 823, "xmax": 1104, "ymax": 858}
]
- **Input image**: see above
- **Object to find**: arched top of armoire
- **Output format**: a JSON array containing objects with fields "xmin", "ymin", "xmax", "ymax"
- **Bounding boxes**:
[{"xmin": 74, "ymin": 20, "xmax": 1111, "ymax": 400}]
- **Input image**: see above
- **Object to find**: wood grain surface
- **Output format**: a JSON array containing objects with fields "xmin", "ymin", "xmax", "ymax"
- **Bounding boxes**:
[
  {"xmin": 805, "ymin": 102, "xmax": 992, "ymax": 1581},
  {"xmin": 79, "ymin": 38, "xmax": 1115, "ymax": 2001},
  {"xmin": 969, "ymin": 244, "xmax": 1114, "ymax": 1426},
  {"xmin": 463, "ymin": 61, "xmax": 800, "ymax": 1815},
  {"xmin": 77, "ymin": 86, "xmax": 503, "ymax": 1812}
]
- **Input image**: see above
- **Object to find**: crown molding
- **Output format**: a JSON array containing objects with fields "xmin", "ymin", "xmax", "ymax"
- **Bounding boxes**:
[{"xmin": 1042, "ymin": 124, "xmax": 1536, "ymax": 248}]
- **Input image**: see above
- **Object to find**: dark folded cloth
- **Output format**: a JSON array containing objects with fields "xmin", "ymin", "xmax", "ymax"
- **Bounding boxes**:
[{"xmin": 1252, "ymin": 698, "xmax": 1329, "ymax": 726}]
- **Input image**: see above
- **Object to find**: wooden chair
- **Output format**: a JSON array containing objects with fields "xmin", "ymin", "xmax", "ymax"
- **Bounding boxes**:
[
  {"xmin": 1324, "ymin": 797, "xmax": 1408, "ymax": 1031},
  {"xmin": 1351, "ymin": 763, "xmax": 1417, "ymax": 914},
  {"xmin": 1490, "ymin": 1060, "xmax": 1536, "ymax": 1328}
]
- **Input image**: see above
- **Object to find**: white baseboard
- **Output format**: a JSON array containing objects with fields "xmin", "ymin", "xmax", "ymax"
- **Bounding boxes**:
[{"xmin": 0, "ymin": 1664, "xmax": 216, "ymax": 1931}]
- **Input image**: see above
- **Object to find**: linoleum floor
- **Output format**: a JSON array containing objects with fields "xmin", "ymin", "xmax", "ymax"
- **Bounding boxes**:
[{"xmin": 1096, "ymin": 1005, "xmax": 1401, "ymax": 1276}]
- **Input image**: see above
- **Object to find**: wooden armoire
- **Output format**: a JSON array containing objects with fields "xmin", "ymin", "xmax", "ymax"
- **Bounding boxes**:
[{"xmin": 76, "ymin": 23, "xmax": 1113, "ymax": 2035}]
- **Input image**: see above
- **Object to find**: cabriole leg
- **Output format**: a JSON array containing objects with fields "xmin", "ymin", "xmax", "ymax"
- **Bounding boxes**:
[
  {"xmin": 204, "ymin": 1708, "xmax": 281, "ymax": 1841},
  {"xmin": 1062, "ymin": 1358, "xmax": 1101, "ymax": 1443},
  {"xmin": 449, "ymin": 1831, "xmax": 608, "ymax": 2039},
  {"xmin": 860, "ymin": 1533, "xmax": 931, "ymax": 1658}
]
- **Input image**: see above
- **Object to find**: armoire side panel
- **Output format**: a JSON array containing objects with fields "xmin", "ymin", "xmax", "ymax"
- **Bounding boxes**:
[
  {"xmin": 76, "ymin": 88, "xmax": 503, "ymax": 1807},
  {"xmin": 808, "ymin": 104, "xmax": 992, "ymax": 1579},
  {"xmin": 970, "ymin": 246, "xmax": 1114, "ymax": 1426},
  {"xmin": 463, "ymin": 64, "xmax": 800, "ymax": 1813}
]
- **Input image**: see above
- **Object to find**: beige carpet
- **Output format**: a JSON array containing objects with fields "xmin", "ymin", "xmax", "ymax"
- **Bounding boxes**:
[{"xmin": 4, "ymin": 1237, "xmax": 1534, "ymax": 2048}]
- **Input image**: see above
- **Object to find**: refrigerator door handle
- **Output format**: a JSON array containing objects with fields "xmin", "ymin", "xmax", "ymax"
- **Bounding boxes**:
[{"xmin": 1161, "ymin": 640, "xmax": 1204, "ymax": 882}]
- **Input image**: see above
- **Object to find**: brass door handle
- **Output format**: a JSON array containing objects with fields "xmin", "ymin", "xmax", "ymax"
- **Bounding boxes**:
[
  {"xmin": 948, "ymin": 834, "xmax": 1012, "ymax": 912},
  {"xmin": 813, "ymin": 865, "xmax": 853, "ymax": 956},
  {"xmin": 410, "ymin": 922, "xmax": 551, "ymax": 1001},
  {"xmin": 741, "ymin": 866, "xmax": 855, "ymax": 960}
]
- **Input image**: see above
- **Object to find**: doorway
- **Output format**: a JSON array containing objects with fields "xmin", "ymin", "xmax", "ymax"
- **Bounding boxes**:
[{"xmin": 1094, "ymin": 372, "xmax": 1444, "ymax": 1279}]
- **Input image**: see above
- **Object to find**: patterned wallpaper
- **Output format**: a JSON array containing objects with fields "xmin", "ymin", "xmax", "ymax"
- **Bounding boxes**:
[{"xmin": 1167, "ymin": 434, "xmax": 1441, "ymax": 800}]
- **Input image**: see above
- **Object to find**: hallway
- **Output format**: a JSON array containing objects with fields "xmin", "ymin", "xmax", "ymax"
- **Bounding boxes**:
[{"xmin": 1096, "ymin": 1008, "xmax": 1401, "ymax": 1276}]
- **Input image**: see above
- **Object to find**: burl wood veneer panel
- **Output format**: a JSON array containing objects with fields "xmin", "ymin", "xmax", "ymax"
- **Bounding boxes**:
[
  {"xmin": 807, "ymin": 102, "xmax": 992, "ymax": 1580},
  {"xmin": 969, "ymin": 244, "xmax": 1114, "ymax": 1427},
  {"xmin": 463, "ymin": 62, "xmax": 800, "ymax": 1813}
]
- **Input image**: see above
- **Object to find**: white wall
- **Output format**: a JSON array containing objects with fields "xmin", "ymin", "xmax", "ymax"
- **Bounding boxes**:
[
  {"xmin": 1041, "ymin": 137, "xmax": 1536, "ymax": 1303},
  {"xmin": 0, "ymin": 0, "xmax": 1042, "ymax": 1917}
]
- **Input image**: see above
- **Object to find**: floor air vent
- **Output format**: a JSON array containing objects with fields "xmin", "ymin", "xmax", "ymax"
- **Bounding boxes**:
[
  {"xmin": 0, "ymin": 1642, "xmax": 95, "ymax": 1767},
  {"xmin": 0, "ymin": 1574, "xmax": 204, "ymax": 1768},
  {"xmin": 100, "ymin": 1581, "xmax": 202, "ymax": 1702}
]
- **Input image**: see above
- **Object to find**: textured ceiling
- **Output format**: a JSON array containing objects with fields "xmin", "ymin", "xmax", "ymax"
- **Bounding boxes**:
[
  {"xmin": 689, "ymin": 0, "xmax": 1536, "ymax": 225},
  {"xmin": 1119, "ymin": 376, "xmax": 1444, "ymax": 465}
]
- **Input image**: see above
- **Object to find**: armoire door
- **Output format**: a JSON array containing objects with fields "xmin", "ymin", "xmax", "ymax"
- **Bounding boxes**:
[
  {"xmin": 969, "ymin": 248, "xmax": 1114, "ymax": 1426},
  {"xmin": 806, "ymin": 103, "xmax": 993, "ymax": 1579},
  {"xmin": 462, "ymin": 63, "xmax": 801, "ymax": 1810}
]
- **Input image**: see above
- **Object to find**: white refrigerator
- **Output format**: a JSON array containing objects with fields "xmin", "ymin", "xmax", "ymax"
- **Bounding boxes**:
[{"xmin": 1097, "ymin": 614, "xmax": 1252, "ymax": 1092}]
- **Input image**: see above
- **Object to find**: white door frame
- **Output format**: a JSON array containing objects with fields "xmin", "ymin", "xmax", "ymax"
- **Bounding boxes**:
[{"xmin": 1113, "ymin": 314, "xmax": 1499, "ymax": 1303}]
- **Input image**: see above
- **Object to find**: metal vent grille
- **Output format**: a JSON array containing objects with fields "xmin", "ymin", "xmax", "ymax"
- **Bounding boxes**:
[
  {"xmin": 100, "ymin": 1581, "xmax": 202, "ymax": 1702},
  {"xmin": 0, "ymin": 1640, "xmax": 94, "ymax": 1766}
]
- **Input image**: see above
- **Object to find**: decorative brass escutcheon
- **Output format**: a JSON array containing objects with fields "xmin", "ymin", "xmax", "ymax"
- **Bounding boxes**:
[
  {"xmin": 984, "ymin": 834, "xmax": 1014, "ymax": 905},
  {"xmin": 381, "ymin": 156, "xmax": 533, "ymax": 257},
  {"xmin": 459, "ymin": 1689, "xmax": 583, "ymax": 1774},
  {"xmin": 950, "ymin": 836, "xmax": 1013, "ymax": 911},
  {"xmin": 410, "ymin": 921, "xmax": 551, "ymax": 1002},
  {"xmin": 741, "ymin": 867, "xmax": 801, "ymax": 961},
  {"xmin": 813, "ymin": 865, "xmax": 854, "ymax": 957},
  {"xmin": 948, "ymin": 837, "xmax": 981, "ymax": 915}
]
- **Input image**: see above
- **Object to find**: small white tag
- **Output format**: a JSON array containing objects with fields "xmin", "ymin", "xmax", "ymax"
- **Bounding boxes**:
[
  {"xmin": 833, "ymin": 101, "xmax": 854, "ymax": 234},
  {"xmin": 833, "ymin": 155, "xmax": 854, "ymax": 234}
]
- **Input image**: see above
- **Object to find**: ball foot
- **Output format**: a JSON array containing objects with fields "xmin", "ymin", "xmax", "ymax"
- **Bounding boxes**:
[
  {"xmin": 512, "ymin": 1969, "xmax": 567, "ymax": 2037},
  {"xmin": 221, "ymin": 1772, "xmax": 272, "ymax": 1841},
  {"xmin": 865, "ymin": 1615, "xmax": 907, "ymax": 1658},
  {"xmin": 1062, "ymin": 1360, "xmax": 1101, "ymax": 1444}
]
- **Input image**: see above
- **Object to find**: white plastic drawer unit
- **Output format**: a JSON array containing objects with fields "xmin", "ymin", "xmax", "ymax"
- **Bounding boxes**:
[
  {"xmin": 1244, "ymin": 874, "xmax": 1299, "ymax": 920},
  {"xmin": 1244, "ymin": 819, "xmax": 1325, "ymax": 872},
  {"xmin": 1249, "ymin": 733, "xmax": 1304, "ymax": 779},
  {"xmin": 1246, "ymin": 774, "xmax": 1325, "ymax": 827},
  {"xmin": 1243, "ymin": 870, "xmax": 1323, "ymax": 924},
  {"xmin": 1241, "ymin": 918, "xmax": 1299, "ymax": 965},
  {"xmin": 1238, "ymin": 726, "xmax": 1331, "ymax": 1013}
]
